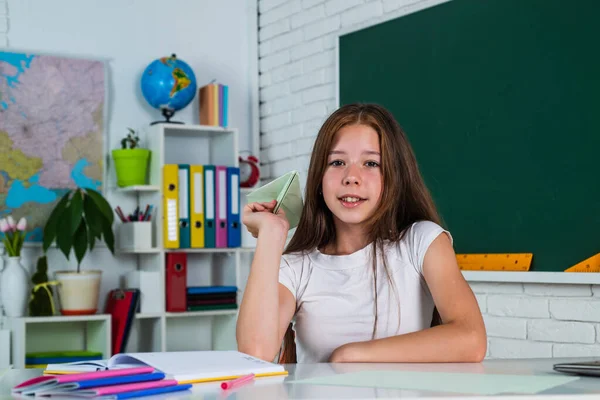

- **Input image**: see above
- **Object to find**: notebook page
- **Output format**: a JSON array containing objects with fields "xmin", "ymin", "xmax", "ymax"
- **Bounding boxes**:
[{"xmin": 109, "ymin": 351, "xmax": 285, "ymax": 382}]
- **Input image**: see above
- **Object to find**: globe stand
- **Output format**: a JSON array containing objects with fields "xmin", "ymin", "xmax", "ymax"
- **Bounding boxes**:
[{"xmin": 150, "ymin": 108, "xmax": 184, "ymax": 126}]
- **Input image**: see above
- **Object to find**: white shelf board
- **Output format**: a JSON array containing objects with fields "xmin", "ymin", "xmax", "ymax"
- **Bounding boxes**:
[
  {"xmin": 162, "ymin": 124, "xmax": 235, "ymax": 137},
  {"xmin": 118, "ymin": 247, "xmax": 254, "ymax": 254},
  {"xmin": 118, "ymin": 248, "xmax": 162, "ymax": 254},
  {"xmin": 167, "ymin": 248, "xmax": 239, "ymax": 254},
  {"xmin": 8, "ymin": 314, "xmax": 111, "ymax": 323},
  {"xmin": 165, "ymin": 310, "xmax": 238, "ymax": 318},
  {"xmin": 462, "ymin": 271, "xmax": 600, "ymax": 285},
  {"xmin": 117, "ymin": 185, "xmax": 160, "ymax": 193},
  {"xmin": 135, "ymin": 313, "xmax": 163, "ymax": 319}
]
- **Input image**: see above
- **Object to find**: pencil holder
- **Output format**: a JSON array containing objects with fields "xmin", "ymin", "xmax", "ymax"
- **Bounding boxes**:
[{"xmin": 117, "ymin": 221, "xmax": 153, "ymax": 251}]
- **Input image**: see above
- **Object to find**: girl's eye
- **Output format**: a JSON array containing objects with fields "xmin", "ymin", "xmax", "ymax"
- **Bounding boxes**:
[
  {"xmin": 329, "ymin": 160, "xmax": 344, "ymax": 166},
  {"xmin": 365, "ymin": 161, "xmax": 380, "ymax": 168}
]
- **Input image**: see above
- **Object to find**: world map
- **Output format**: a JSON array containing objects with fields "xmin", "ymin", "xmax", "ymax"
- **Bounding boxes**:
[{"xmin": 0, "ymin": 51, "xmax": 106, "ymax": 242}]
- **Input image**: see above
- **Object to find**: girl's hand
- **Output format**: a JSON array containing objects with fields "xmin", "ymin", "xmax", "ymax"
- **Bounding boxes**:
[{"xmin": 242, "ymin": 199, "xmax": 289, "ymax": 238}]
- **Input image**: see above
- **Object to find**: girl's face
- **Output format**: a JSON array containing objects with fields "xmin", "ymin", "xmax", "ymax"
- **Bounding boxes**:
[{"xmin": 322, "ymin": 124, "xmax": 383, "ymax": 228}]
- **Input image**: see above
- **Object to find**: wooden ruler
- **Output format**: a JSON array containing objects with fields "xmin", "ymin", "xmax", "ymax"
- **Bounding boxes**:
[
  {"xmin": 456, "ymin": 253, "xmax": 533, "ymax": 271},
  {"xmin": 564, "ymin": 253, "xmax": 600, "ymax": 272}
]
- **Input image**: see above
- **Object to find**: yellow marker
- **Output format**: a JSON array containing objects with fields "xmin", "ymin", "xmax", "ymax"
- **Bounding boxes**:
[
  {"xmin": 456, "ymin": 253, "xmax": 533, "ymax": 271},
  {"xmin": 564, "ymin": 253, "xmax": 600, "ymax": 272}
]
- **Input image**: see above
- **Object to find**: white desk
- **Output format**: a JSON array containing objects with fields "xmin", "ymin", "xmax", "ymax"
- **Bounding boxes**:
[{"xmin": 1, "ymin": 358, "xmax": 600, "ymax": 399}]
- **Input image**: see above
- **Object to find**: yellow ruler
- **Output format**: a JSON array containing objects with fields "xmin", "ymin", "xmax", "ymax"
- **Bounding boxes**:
[
  {"xmin": 456, "ymin": 253, "xmax": 533, "ymax": 271},
  {"xmin": 564, "ymin": 253, "xmax": 600, "ymax": 272}
]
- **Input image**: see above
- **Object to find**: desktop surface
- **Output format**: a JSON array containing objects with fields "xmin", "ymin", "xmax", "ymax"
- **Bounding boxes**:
[{"xmin": 2, "ymin": 358, "xmax": 600, "ymax": 399}]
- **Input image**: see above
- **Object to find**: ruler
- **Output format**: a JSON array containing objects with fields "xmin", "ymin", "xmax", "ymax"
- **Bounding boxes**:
[
  {"xmin": 564, "ymin": 253, "xmax": 600, "ymax": 272},
  {"xmin": 456, "ymin": 253, "xmax": 533, "ymax": 271}
]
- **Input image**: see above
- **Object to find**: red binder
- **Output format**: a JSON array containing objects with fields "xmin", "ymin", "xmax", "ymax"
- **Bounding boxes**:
[
  {"xmin": 104, "ymin": 289, "xmax": 139, "ymax": 355},
  {"xmin": 166, "ymin": 253, "xmax": 187, "ymax": 312}
]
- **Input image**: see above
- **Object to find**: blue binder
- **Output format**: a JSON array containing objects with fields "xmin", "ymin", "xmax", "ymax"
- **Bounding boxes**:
[
  {"xmin": 203, "ymin": 165, "xmax": 216, "ymax": 248},
  {"xmin": 178, "ymin": 164, "xmax": 190, "ymax": 249},
  {"xmin": 226, "ymin": 167, "xmax": 241, "ymax": 247}
]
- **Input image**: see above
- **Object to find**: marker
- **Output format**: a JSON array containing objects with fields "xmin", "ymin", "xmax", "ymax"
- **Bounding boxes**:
[{"xmin": 220, "ymin": 373, "xmax": 255, "ymax": 390}]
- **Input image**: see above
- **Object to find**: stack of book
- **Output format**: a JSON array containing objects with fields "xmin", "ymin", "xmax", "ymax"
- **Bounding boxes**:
[
  {"xmin": 14, "ymin": 366, "xmax": 191, "ymax": 398},
  {"xmin": 198, "ymin": 82, "xmax": 228, "ymax": 127},
  {"xmin": 25, "ymin": 351, "xmax": 103, "ymax": 369},
  {"xmin": 187, "ymin": 286, "xmax": 238, "ymax": 312}
]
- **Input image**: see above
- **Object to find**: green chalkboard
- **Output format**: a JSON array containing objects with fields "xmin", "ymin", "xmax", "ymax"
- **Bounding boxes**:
[{"xmin": 339, "ymin": 0, "xmax": 600, "ymax": 272}]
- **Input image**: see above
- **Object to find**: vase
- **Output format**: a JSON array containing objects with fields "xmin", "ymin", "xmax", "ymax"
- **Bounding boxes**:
[{"xmin": 0, "ymin": 257, "xmax": 29, "ymax": 317}]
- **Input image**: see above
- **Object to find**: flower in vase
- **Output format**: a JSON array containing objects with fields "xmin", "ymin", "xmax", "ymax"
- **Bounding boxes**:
[{"xmin": 1, "ymin": 215, "xmax": 28, "ymax": 257}]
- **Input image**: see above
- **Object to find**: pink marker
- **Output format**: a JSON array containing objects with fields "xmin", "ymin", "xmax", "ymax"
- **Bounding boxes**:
[{"xmin": 220, "ymin": 373, "xmax": 255, "ymax": 390}]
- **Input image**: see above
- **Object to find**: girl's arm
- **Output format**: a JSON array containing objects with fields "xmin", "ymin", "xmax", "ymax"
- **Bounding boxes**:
[
  {"xmin": 236, "ymin": 201, "xmax": 297, "ymax": 362},
  {"xmin": 330, "ymin": 233, "xmax": 487, "ymax": 363}
]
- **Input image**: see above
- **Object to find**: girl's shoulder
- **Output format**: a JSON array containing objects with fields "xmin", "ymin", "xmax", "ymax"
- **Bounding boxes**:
[
  {"xmin": 386, "ymin": 220, "xmax": 453, "ymax": 273},
  {"xmin": 403, "ymin": 220, "xmax": 453, "ymax": 245}
]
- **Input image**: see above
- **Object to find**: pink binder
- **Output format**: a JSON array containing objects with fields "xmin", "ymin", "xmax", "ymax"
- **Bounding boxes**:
[{"xmin": 215, "ymin": 166, "xmax": 228, "ymax": 248}]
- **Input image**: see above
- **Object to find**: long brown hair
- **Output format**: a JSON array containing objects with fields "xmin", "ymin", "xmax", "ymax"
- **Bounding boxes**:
[{"xmin": 278, "ymin": 103, "xmax": 443, "ymax": 363}]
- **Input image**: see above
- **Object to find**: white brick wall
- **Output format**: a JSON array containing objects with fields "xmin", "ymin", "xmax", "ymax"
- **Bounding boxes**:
[
  {"xmin": 258, "ymin": 0, "xmax": 449, "ymax": 179},
  {"xmin": 472, "ymin": 284, "xmax": 600, "ymax": 359},
  {"xmin": 257, "ymin": 0, "xmax": 600, "ymax": 359}
]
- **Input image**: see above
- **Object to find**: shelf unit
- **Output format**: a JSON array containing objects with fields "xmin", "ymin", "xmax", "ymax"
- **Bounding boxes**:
[
  {"xmin": 5, "ymin": 315, "xmax": 111, "ymax": 369},
  {"xmin": 117, "ymin": 123, "xmax": 250, "ymax": 354},
  {"xmin": 2, "ymin": 124, "xmax": 260, "ymax": 366}
]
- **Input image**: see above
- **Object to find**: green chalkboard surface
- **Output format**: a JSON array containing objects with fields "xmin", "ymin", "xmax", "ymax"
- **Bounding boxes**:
[{"xmin": 339, "ymin": 0, "xmax": 600, "ymax": 272}]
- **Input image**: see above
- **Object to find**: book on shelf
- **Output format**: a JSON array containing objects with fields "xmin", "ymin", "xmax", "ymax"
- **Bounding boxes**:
[
  {"xmin": 40, "ymin": 351, "xmax": 288, "ymax": 384},
  {"xmin": 198, "ymin": 82, "xmax": 228, "ymax": 127}
]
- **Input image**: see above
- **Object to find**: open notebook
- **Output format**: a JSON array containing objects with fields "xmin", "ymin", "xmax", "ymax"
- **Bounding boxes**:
[
  {"xmin": 246, "ymin": 170, "xmax": 303, "ymax": 229},
  {"xmin": 44, "ymin": 351, "xmax": 287, "ymax": 384}
]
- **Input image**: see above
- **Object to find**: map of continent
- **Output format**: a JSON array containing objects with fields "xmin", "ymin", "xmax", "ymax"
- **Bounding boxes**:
[{"xmin": 0, "ymin": 51, "xmax": 105, "ymax": 242}]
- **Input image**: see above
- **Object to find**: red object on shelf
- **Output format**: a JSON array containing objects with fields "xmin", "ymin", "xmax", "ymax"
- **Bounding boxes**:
[{"xmin": 166, "ymin": 253, "xmax": 187, "ymax": 312}]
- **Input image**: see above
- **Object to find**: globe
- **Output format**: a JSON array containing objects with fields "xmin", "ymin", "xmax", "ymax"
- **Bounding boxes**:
[{"xmin": 141, "ymin": 54, "xmax": 197, "ymax": 124}]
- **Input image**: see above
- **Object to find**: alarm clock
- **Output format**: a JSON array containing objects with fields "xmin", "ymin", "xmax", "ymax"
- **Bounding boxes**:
[{"xmin": 239, "ymin": 154, "xmax": 260, "ymax": 188}]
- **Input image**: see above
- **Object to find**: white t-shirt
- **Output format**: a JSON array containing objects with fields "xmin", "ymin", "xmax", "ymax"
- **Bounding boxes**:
[{"xmin": 278, "ymin": 220, "xmax": 452, "ymax": 363}]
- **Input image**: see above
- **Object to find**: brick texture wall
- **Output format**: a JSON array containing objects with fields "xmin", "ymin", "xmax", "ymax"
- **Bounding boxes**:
[
  {"xmin": 0, "ymin": 1, "xmax": 7, "ymax": 47},
  {"xmin": 473, "ymin": 283, "xmax": 600, "ymax": 359},
  {"xmin": 258, "ymin": 0, "xmax": 599, "ymax": 359}
]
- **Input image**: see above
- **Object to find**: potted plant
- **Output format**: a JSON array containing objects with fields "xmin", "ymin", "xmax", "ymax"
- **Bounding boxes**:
[
  {"xmin": 43, "ymin": 187, "xmax": 115, "ymax": 315},
  {"xmin": 112, "ymin": 128, "xmax": 151, "ymax": 187}
]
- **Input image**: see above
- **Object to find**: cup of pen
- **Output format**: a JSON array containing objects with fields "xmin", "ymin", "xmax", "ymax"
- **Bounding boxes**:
[{"xmin": 115, "ymin": 206, "xmax": 154, "ymax": 252}]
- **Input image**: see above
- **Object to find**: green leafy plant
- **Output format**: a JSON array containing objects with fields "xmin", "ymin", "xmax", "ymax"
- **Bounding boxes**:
[
  {"xmin": 121, "ymin": 128, "xmax": 141, "ymax": 149},
  {"xmin": 43, "ymin": 188, "xmax": 115, "ymax": 273}
]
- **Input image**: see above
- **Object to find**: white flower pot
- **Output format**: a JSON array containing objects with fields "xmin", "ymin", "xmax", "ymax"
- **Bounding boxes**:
[
  {"xmin": 0, "ymin": 257, "xmax": 29, "ymax": 317},
  {"xmin": 55, "ymin": 270, "xmax": 102, "ymax": 315}
]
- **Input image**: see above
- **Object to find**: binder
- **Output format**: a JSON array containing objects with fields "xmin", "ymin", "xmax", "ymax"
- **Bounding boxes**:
[
  {"xmin": 190, "ymin": 165, "xmax": 205, "ymax": 248},
  {"xmin": 178, "ymin": 164, "xmax": 191, "ymax": 249},
  {"xmin": 215, "ymin": 166, "xmax": 228, "ymax": 248},
  {"xmin": 226, "ymin": 167, "xmax": 241, "ymax": 247},
  {"xmin": 104, "ymin": 289, "xmax": 139, "ymax": 356},
  {"xmin": 162, "ymin": 165, "xmax": 179, "ymax": 248},
  {"xmin": 203, "ymin": 165, "xmax": 216, "ymax": 248},
  {"xmin": 165, "ymin": 253, "xmax": 187, "ymax": 312}
]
